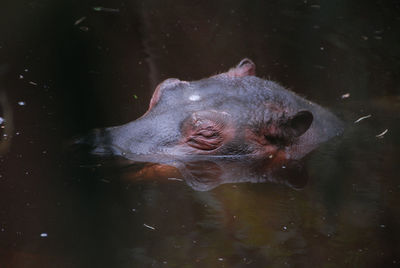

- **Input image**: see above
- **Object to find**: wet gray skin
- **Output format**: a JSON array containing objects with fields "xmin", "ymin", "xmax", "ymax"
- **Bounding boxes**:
[{"xmin": 80, "ymin": 59, "xmax": 343, "ymax": 160}]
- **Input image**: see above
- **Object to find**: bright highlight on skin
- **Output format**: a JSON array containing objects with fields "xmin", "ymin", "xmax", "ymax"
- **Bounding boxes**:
[{"xmin": 189, "ymin": 94, "xmax": 201, "ymax": 101}]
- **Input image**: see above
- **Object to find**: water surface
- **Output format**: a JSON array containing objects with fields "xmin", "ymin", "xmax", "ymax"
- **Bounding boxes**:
[{"xmin": 0, "ymin": 0, "xmax": 399, "ymax": 267}]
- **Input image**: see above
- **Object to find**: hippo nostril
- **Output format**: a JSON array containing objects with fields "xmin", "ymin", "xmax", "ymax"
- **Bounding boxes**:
[
  {"xmin": 228, "ymin": 58, "xmax": 256, "ymax": 77},
  {"xmin": 237, "ymin": 58, "xmax": 255, "ymax": 68}
]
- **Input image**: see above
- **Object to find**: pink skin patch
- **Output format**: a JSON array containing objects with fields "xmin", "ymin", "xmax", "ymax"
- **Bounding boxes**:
[
  {"xmin": 148, "ymin": 78, "xmax": 181, "ymax": 111},
  {"xmin": 225, "ymin": 58, "xmax": 256, "ymax": 78},
  {"xmin": 143, "ymin": 78, "xmax": 189, "ymax": 117}
]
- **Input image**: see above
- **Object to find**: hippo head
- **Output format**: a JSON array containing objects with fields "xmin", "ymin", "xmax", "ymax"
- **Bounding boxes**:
[{"xmin": 80, "ymin": 59, "xmax": 343, "ymax": 160}]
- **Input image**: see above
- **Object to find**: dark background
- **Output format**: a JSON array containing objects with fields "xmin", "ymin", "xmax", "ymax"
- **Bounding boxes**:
[{"xmin": 0, "ymin": 0, "xmax": 399, "ymax": 267}]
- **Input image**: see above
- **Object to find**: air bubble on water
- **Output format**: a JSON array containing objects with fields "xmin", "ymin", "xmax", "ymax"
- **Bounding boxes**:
[{"xmin": 40, "ymin": 233, "xmax": 48, "ymax": 237}]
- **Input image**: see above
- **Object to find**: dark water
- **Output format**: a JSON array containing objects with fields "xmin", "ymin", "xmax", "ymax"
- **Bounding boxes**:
[{"xmin": 1, "ymin": 0, "xmax": 400, "ymax": 267}]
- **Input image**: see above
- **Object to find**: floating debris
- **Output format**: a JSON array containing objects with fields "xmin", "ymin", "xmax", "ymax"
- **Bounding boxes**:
[
  {"xmin": 376, "ymin": 129, "xmax": 388, "ymax": 138},
  {"xmin": 19, "ymin": 74, "xmax": 24, "ymax": 79},
  {"xmin": 40, "ymin": 233, "xmax": 48, "ymax": 237},
  {"xmin": 167, "ymin": 177, "xmax": 183, "ymax": 181},
  {"xmin": 93, "ymin": 6, "xmax": 120, "ymax": 13},
  {"xmin": 74, "ymin": 16, "xmax": 86, "ymax": 26},
  {"xmin": 341, "ymin": 93, "xmax": 350, "ymax": 99},
  {"xmin": 29, "ymin": 81, "xmax": 38, "ymax": 86},
  {"xmin": 361, "ymin": 35, "xmax": 369, "ymax": 40},
  {"xmin": 354, "ymin": 114, "xmax": 372, "ymax": 123},
  {"xmin": 100, "ymin": 179, "xmax": 110, "ymax": 183},
  {"xmin": 143, "ymin": 223, "xmax": 155, "ymax": 230},
  {"xmin": 79, "ymin": 26, "xmax": 89, "ymax": 32},
  {"xmin": 133, "ymin": 94, "xmax": 138, "ymax": 99},
  {"xmin": 313, "ymin": 65, "xmax": 325, "ymax": 69},
  {"xmin": 17, "ymin": 101, "xmax": 26, "ymax": 106}
]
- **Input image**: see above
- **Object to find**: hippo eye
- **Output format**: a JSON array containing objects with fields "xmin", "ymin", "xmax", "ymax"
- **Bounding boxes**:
[
  {"xmin": 182, "ymin": 111, "xmax": 231, "ymax": 152},
  {"xmin": 197, "ymin": 128, "xmax": 219, "ymax": 138},
  {"xmin": 187, "ymin": 127, "xmax": 222, "ymax": 151}
]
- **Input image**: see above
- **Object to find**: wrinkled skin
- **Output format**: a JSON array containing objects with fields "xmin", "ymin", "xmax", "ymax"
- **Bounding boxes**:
[{"xmin": 80, "ymin": 59, "xmax": 343, "ymax": 160}]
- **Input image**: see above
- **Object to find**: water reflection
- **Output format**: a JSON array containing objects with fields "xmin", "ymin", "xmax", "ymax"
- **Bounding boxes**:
[
  {"xmin": 118, "ymin": 156, "xmax": 308, "ymax": 191},
  {"xmin": 72, "ymin": 153, "xmax": 314, "ymax": 266}
]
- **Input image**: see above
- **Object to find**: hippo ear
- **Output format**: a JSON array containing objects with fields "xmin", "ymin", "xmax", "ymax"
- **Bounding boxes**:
[
  {"xmin": 283, "ymin": 111, "xmax": 313, "ymax": 138},
  {"xmin": 225, "ymin": 58, "xmax": 256, "ymax": 77}
]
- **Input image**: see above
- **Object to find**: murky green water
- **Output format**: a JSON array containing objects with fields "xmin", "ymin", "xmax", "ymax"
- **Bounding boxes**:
[{"xmin": 0, "ymin": 0, "xmax": 399, "ymax": 267}]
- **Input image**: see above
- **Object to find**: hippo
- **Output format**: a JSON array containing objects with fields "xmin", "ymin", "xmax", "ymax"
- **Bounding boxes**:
[{"xmin": 78, "ymin": 59, "xmax": 343, "ymax": 161}]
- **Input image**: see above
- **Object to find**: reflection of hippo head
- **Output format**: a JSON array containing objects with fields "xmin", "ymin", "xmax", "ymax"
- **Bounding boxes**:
[
  {"xmin": 178, "ymin": 158, "xmax": 308, "ymax": 191},
  {"xmin": 120, "ymin": 157, "xmax": 309, "ymax": 192},
  {"xmin": 78, "ymin": 59, "xmax": 343, "ymax": 160}
]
